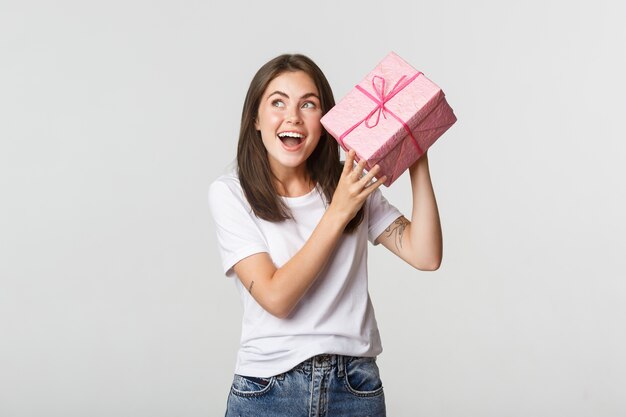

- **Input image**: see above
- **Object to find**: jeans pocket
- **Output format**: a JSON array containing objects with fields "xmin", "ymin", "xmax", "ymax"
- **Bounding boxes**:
[
  {"xmin": 343, "ymin": 356, "xmax": 384, "ymax": 397},
  {"xmin": 230, "ymin": 374, "xmax": 275, "ymax": 398}
]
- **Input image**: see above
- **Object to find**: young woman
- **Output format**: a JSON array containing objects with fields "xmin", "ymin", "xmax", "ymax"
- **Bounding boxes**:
[{"xmin": 208, "ymin": 53, "xmax": 442, "ymax": 416}]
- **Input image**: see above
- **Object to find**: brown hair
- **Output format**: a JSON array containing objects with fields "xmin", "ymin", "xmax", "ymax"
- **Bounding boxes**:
[{"xmin": 237, "ymin": 53, "xmax": 364, "ymax": 232}]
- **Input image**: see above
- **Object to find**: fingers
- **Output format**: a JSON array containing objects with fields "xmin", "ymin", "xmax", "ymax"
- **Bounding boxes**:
[
  {"xmin": 342, "ymin": 149, "xmax": 356, "ymax": 175},
  {"xmin": 342, "ymin": 150, "xmax": 388, "ymax": 191},
  {"xmin": 353, "ymin": 157, "xmax": 367, "ymax": 179},
  {"xmin": 364, "ymin": 174, "xmax": 387, "ymax": 193},
  {"xmin": 359, "ymin": 164, "xmax": 381, "ymax": 186},
  {"xmin": 361, "ymin": 169, "xmax": 387, "ymax": 195},
  {"xmin": 343, "ymin": 149, "xmax": 368, "ymax": 177},
  {"xmin": 354, "ymin": 163, "xmax": 387, "ymax": 198},
  {"xmin": 342, "ymin": 149, "xmax": 365, "ymax": 176}
]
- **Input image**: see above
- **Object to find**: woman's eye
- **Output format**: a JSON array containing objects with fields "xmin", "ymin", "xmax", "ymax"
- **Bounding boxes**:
[
  {"xmin": 271, "ymin": 99, "xmax": 285, "ymax": 108},
  {"xmin": 302, "ymin": 101, "xmax": 316, "ymax": 109}
]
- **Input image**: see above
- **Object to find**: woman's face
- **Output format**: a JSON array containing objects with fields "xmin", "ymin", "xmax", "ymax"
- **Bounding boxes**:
[{"xmin": 255, "ymin": 71, "xmax": 323, "ymax": 177}]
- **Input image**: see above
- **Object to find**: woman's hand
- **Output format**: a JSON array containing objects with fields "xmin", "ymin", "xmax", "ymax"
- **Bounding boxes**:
[{"xmin": 328, "ymin": 149, "xmax": 387, "ymax": 226}]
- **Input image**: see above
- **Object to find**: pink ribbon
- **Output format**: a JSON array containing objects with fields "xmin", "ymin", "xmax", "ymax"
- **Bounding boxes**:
[{"xmin": 338, "ymin": 72, "xmax": 423, "ymax": 155}]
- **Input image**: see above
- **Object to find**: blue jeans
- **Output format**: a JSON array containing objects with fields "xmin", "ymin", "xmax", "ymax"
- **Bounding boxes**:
[{"xmin": 225, "ymin": 354, "xmax": 386, "ymax": 416}]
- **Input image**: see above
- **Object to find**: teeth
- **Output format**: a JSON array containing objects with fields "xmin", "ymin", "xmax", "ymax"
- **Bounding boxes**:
[{"xmin": 278, "ymin": 132, "xmax": 304, "ymax": 139}]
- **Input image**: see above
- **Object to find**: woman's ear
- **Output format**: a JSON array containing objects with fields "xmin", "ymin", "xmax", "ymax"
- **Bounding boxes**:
[{"xmin": 254, "ymin": 116, "xmax": 259, "ymax": 131}]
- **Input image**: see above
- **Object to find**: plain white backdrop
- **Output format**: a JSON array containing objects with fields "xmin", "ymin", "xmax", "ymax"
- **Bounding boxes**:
[{"xmin": 1, "ymin": 0, "xmax": 625, "ymax": 416}]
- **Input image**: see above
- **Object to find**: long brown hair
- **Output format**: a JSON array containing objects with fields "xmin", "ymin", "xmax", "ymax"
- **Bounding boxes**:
[{"xmin": 237, "ymin": 53, "xmax": 364, "ymax": 233}]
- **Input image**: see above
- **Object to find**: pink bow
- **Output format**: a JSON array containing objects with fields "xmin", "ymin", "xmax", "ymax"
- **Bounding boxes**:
[{"xmin": 338, "ymin": 72, "xmax": 423, "ymax": 155}]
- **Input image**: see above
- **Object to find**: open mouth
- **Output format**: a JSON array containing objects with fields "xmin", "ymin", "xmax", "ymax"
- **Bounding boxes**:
[{"xmin": 277, "ymin": 131, "xmax": 305, "ymax": 148}]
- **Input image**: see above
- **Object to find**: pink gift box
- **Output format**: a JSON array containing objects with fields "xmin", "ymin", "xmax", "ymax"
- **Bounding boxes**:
[{"xmin": 321, "ymin": 52, "xmax": 457, "ymax": 186}]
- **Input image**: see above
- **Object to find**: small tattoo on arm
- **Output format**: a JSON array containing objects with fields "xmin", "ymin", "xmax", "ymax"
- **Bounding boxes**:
[
  {"xmin": 384, "ymin": 217, "xmax": 410, "ymax": 251},
  {"xmin": 248, "ymin": 280, "xmax": 255, "ymax": 294}
]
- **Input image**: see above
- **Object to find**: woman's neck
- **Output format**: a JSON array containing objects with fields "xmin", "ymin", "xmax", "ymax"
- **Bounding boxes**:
[{"xmin": 271, "ymin": 167, "xmax": 314, "ymax": 197}]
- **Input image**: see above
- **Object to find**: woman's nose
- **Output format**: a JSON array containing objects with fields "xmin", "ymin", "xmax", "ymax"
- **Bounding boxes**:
[{"xmin": 286, "ymin": 108, "xmax": 303, "ymax": 124}]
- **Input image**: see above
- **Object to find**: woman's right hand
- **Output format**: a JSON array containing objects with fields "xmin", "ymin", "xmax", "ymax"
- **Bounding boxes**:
[{"xmin": 328, "ymin": 149, "xmax": 387, "ymax": 226}]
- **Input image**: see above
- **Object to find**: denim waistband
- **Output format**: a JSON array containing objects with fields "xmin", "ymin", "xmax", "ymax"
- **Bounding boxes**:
[{"xmin": 279, "ymin": 354, "xmax": 352, "ymax": 379}]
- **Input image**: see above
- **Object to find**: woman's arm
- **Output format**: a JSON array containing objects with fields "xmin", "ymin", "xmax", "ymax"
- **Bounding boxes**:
[
  {"xmin": 375, "ymin": 152, "xmax": 443, "ymax": 270},
  {"xmin": 233, "ymin": 151, "xmax": 386, "ymax": 319}
]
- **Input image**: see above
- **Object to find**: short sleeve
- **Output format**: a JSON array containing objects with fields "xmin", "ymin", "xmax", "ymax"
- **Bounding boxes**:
[
  {"xmin": 208, "ymin": 177, "xmax": 269, "ymax": 276},
  {"xmin": 367, "ymin": 187, "xmax": 403, "ymax": 245}
]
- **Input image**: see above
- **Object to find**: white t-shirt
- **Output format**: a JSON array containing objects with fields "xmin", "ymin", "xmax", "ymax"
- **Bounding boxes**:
[{"xmin": 208, "ymin": 171, "xmax": 402, "ymax": 378}]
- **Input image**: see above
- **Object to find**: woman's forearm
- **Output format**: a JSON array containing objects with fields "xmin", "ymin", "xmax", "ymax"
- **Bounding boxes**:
[
  {"xmin": 265, "ymin": 209, "xmax": 347, "ymax": 318},
  {"xmin": 235, "ymin": 152, "xmax": 386, "ymax": 318},
  {"xmin": 407, "ymin": 153, "xmax": 443, "ymax": 269}
]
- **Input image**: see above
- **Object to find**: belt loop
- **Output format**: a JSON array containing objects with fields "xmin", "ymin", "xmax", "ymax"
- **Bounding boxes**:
[
  {"xmin": 276, "ymin": 372, "xmax": 285, "ymax": 381},
  {"xmin": 337, "ymin": 355, "xmax": 345, "ymax": 378}
]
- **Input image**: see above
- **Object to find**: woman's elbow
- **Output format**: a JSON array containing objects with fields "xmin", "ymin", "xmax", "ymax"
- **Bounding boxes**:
[
  {"xmin": 418, "ymin": 262, "xmax": 441, "ymax": 272},
  {"xmin": 410, "ymin": 256, "xmax": 442, "ymax": 271},
  {"xmin": 266, "ymin": 305, "xmax": 292, "ymax": 319},
  {"xmin": 260, "ymin": 293, "xmax": 295, "ymax": 319}
]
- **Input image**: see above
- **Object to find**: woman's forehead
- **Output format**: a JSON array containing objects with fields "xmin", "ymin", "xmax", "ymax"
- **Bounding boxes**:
[{"xmin": 264, "ymin": 71, "xmax": 319, "ymax": 97}]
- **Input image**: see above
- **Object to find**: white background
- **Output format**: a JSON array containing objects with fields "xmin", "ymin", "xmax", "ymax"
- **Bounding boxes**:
[{"xmin": 1, "ymin": 0, "xmax": 625, "ymax": 416}]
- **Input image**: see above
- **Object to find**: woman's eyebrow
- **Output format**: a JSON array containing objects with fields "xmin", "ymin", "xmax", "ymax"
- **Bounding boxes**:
[
  {"xmin": 267, "ymin": 91, "xmax": 320, "ymax": 100},
  {"xmin": 300, "ymin": 92, "xmax": 320, "ymax": 100},
  {"xmin": 267, "ymin": 90, "xmax": 289, "ymax": 99}
]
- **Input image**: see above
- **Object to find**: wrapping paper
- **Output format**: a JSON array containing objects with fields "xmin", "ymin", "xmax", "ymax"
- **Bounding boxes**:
[{"xmin": 321, "ymin": 52, "xmax": 457, "ymax": 186}]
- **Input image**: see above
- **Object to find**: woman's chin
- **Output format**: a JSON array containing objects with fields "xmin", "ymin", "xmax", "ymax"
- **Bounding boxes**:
[{"xmin": 268, "ymin": 154, "xmax": 312, "ymax": 173}]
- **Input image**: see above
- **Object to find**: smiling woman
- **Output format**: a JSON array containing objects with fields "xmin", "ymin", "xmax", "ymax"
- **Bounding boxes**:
[
  {"xmin": 254, "ymin": 71, "xmax": 323, "ymax": 181},
  {"xmin": 234, "ymin": 54, "xmax": 367, "ymax": 232},
  {"xmin": 208, "ymin": 53, "xmax": 443, "ymax": 417}
]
